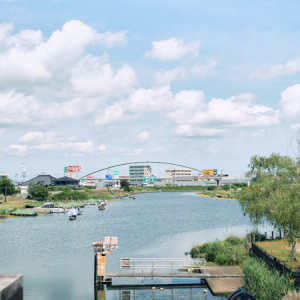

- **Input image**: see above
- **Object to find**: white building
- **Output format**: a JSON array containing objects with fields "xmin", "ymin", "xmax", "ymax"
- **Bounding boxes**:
[
  {"xmin": 165, "ymin": 168, "xmax": 192, "ymax": 182},
  {"xmin": 129, "ymin": 165, "xmax": 151, "ymax": 186}
]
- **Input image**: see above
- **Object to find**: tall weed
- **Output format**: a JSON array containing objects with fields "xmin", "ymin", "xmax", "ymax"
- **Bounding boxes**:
[{"xmin": 242, "ymin": 257, "xmax": 291, "ymax": 300}]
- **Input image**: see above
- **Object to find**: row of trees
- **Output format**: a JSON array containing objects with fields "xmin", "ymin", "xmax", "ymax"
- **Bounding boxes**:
[{"xmin": 239, "ymin": 153, "xmax": 300, "ymax": 261}]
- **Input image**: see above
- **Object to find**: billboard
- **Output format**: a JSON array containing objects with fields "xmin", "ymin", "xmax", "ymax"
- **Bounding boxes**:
[
  {"xmin": 202, "ymin": 169, "xmax": 215, "ymax": 177},
  {"xmin": 68, "ymin": 166, "xmax": 82, "ymax": 172}
]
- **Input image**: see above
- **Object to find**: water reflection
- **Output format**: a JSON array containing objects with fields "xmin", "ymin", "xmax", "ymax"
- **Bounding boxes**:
[{"xmin": 95, "ymin": 284, "xmax": 220, "ymax": 300}]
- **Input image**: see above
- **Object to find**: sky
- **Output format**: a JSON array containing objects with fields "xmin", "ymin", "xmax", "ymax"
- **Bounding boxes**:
[{"xmin": 1, "ymin": 0, "xmax": 300, "ymax": 179}]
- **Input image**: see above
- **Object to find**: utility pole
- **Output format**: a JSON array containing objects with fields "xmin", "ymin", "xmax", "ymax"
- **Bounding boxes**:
[{"xmin": 5, "ymin": 187, "xmax": 7, "ymax": 202}]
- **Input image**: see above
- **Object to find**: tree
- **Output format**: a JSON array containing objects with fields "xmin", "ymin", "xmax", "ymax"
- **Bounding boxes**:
[
  {"xmin": 0, "ymin": 178, "xmax": 15, "ymax": 195},
  {"xmin": 28, "ymin": 183, "xmax": 49, "ymax": 200},
  {"xmin": 239, "ymin": 153, "xmax": 300, "ymax": 261},
  {"xmin": 120, "ymin": 179, "xmax": 130, "ymax": 192}
]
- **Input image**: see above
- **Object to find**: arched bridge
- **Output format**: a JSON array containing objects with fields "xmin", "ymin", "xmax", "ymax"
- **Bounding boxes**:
[{"xmin": 79, "ymin": 161, "xmax": 219, "ymax": 184}]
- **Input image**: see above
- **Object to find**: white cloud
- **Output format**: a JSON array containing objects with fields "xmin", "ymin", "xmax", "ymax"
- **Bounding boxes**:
[
  {"xmin": 145, "ymin": 37, "xmax": 201, "ymax": 61},
  {"xmin": 7, "ymin": 131, "xmax": 98, "ymax": 156},
  {"xmin": 98, "ymin": 30, "xmax": 127, "ymax": 47},
  {"xmin": 154, "ymin": 60, "xmax": 219, "ymax": 86},
  {"xmin": 169, "ymin": 92, "xmax": 279, "ymax": 128},
  {"xmin": 0, "ymin": 20, "xmax": 130, "ymax": 93},
  {"xmin": 94, "ymin": 101, "xmax": 127, "ymax": 125},
  {"xmin": 98, "ymin": 145, "xmax": 107, "ymax": 151},
  {"xmin": 71, "ymin": 55, "xmax": 138, "ymax": 97},
  {"xmin": 127, "ymin": 86, "xmax": 173, "ymax": 112},
  {"xmin": 138, "ymin": 131, "xmax": 150, "ymax": 141},
  {"xmin": 174, "ymin": 125, "xmax": 227, "ymax": 137},
  {"xmin": 250, "ymin": 56, "xmax": 300, "ymax": 79},
  {"xmin": 280, "ymin": 84, "xmax": 300, "ymax": 118}
]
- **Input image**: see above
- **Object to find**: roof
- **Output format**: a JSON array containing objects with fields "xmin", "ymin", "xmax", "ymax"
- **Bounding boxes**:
[
  {"xmin": 55, "ymin": 176, "xmax": 79, "ymax": 182},
  {"xmin": 22, "ymin": 175, "xmax": 57, "ymax": 186}
]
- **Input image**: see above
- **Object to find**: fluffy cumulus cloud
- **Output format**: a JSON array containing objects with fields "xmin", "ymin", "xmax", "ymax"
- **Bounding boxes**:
[
  {"xmin": 169, "ymin": 92, "xmax": 279, "ymax": 129},
  {"xmin": 71, "ymin": 55, "xmax": 137, "ymax": 97},
  {"xmin": 0, "ymin": 91, "xmax": 102, "ymax": 126},
  {"xmin": 280, "ymin": 84, "xmax": 300, "ymax": 118},
  {"xmin": 94, "ymin": 86, "xmax": 173, "ymax": 125},
  {"xmin": 0, "ymin": 21, "xmax": 132, "ymax": 95},
  {"xmin": 145, "ymin": 37, "xmax": 201, "ymax": 61},
  {"xmin": 154, "ymin": 60, "xmax": 219, "ymax": 85},
  {"xmin": 250, "ymin": 56, "xmax": 300, "ymax": 79},
  {"xmin": 168, "ymin": 91, "xmax": 280, "ymax": 137},
  {"xmin": 6, "ymin": 131, "xmax": 103, "ymax": 156}
]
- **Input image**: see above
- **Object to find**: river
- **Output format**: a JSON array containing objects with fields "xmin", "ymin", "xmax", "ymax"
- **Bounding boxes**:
[{"xmin": 0, "ymin": 192, "xmax": 257, "ymax": 300}]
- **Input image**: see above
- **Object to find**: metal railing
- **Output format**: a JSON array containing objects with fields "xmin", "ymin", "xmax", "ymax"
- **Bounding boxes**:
[{"xmin": 119, "ymin": 258, "xmax": 207, "ymax": 276}]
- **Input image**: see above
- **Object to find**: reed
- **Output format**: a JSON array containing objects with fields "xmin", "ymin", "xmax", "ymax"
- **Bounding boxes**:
[{"xmin": 242, "ymin": 257, "xmax": 292, "ymax": 300}]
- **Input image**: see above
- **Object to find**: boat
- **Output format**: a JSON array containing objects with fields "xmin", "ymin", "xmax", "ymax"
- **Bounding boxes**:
[
  {"xmin": 98, "ymin": 201, "xmax": 106, "ymax": 210},
  {"xmin": 67, "ymin": 208, "xmax": 78, "ymax": 220},
  {"xmin": 50, "ymin": 207, "xmax": 66, "ymax": 213}
]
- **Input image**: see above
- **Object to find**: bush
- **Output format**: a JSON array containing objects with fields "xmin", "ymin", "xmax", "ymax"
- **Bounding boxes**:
[
  {"xmin": 225, "ymin": 236, "xmax": 244, "ymax": 246},
  {"xmin": 190, "ymin": 243, "xmax": 210, "ymax": 258},
  {"xmin": 242, "ymin": 257, "xmax": 291, "ymax": 300},
  {"xmin": 222, "ymin": 184, "xmax": 230, "ymax": 191},
  {"xmin": 207, "ymin": 186, "xmax": 217, "ymax": 191},
  {"xmin": 205, "ymin": 241, "xmax": 225, "ymax": 262}
]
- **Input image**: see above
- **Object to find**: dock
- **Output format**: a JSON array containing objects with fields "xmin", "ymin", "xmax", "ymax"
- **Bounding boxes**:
[
  {"xmin": 0, "ymin": 274, "xmax": 23, "ymax": 300},
  {"xmin": 204, "ymin": 266, "xmax": 243, "ymax": 295}
]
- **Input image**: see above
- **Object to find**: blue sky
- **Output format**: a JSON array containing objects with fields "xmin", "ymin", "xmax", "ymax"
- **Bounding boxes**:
[{"xmin": 0, "ymin": 0, "xmax": 300, "ymax": 178}]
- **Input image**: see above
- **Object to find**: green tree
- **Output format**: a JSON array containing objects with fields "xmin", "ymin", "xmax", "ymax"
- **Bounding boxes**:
[
  {"xmin": 28, "ymin": 183, "xmax": 49, "ymax": 200},
  {"xmin": 120, "ymin": 179, "xmax": 130, "ymax": 192},
  {"xmin": 0, "ymin": 178, "xmax": 15, "ymax": 195},
  {"xmin": 239, "ymin": 153, "xmax": 300, "ymax": 261}
]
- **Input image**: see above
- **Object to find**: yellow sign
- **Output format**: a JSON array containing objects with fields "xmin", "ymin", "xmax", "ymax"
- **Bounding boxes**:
[
  {"xmin": 101, "ymin": 256, "xmax": 106, "ymax": 263},
  {"xmin": 202, "ymin": 169, "xmax": 214, "ymax": 177}
]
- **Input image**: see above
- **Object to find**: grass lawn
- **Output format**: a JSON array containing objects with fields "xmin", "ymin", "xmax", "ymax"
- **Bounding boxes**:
[{"xmin": 257, "ymin": 238, "xmax": 300, "ymax": 269}]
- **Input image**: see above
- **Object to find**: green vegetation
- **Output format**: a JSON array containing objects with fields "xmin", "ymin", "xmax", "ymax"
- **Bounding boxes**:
[
  {"xmin": 120, "ymin": 179, "xmax": 130, "ymax": 192},
  {"xmin": 0, "ymin": 177, "xmax": 15, "ymax": 195},
  {"xmin": 242, "ymin": 257, "xmax": 292, "ymax": 300},
  {"xmin": 257, "ymin": 238, "xmax": 300, "ymax": 269},
  {"xmin": 51, "ymin": 186, "xmax": 88, "ymax": 201},
  {"xmin": 10, "ymin": 209, "xmax": 37, "ymax": 216},
  {"xmin": 189, "ymin": 236, "xmax": 246, "ymax": 266},
  {"xmin": 28, "ymin": 183, "xmax": 49, "ymax": 200},
  {"xmin": 239, "ymin": 153, "xmax": 300, "ymax": 261}
]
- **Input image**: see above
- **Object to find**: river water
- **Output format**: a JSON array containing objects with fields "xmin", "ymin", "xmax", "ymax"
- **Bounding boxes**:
[{"xmin": 0, "ymin": 192, "xmax": 257, "ymax": 300}]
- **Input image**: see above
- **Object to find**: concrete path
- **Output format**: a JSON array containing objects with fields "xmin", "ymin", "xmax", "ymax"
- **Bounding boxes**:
[
  {"xmin": 0, "ymin": 274, "xmax": 23, "ymax": 300},
  {"xmin": 205, "ymin": 266, "xmax": 243, "ymax": 295}
]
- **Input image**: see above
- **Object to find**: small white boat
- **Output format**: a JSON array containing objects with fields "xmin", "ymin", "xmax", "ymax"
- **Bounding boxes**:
[{"xmin": 50, "ymin": 207, "xmax": 66, "ymax": 213}]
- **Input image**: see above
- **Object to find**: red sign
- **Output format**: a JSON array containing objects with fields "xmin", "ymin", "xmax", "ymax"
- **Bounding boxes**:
[{"xmin": 68, "ymin": 166, "xmax": 82, "ymax": 172}]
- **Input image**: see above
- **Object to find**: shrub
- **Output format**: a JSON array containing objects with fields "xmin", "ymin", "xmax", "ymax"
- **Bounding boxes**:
[
  {"xmin": 222, "ymin": 184, "xmax": 230, "ymax": 191},
  {"xmin": 207, "ymin": 186, "xmax": 217, "ymax": 191},
  {"xmin": 205, "ymin": 241, "xmax": 225, "ymax": 262},
  {"xmin": 190, "ymin": 243, "xmax": 210, "ymax": 258},
  {"xmin": 242, "ymin": 257, "xmax": 291, "ymax": 300},
  {"xmin": 225, "ymin": 235, "xmax": 244, "ymax": 246}
]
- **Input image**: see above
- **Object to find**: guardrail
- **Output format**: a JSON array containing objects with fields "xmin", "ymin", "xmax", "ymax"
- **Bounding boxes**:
[{"xmin": 119, "ymin": 258, "xmax": 207, "ymax": 276}]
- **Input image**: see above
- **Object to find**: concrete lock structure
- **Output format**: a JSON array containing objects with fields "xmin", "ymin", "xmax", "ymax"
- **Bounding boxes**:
[{"xmin": 92, "ymin": 237, "xmax": 118, "ymax": 284}]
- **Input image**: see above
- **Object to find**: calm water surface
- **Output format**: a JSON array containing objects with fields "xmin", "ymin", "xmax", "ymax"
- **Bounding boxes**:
[{"xmin": 0, "ymin": 192, "xmax": 257, "ymax": 300}]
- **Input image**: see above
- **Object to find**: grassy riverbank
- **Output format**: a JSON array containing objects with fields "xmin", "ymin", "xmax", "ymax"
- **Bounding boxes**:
[{"xmin": 189, "ymin": 236, "xmax": 296, "ymax": 300}]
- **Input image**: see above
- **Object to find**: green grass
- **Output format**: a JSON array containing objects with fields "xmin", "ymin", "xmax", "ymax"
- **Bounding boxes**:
[{"xmin": 257, "ymin": 238, "xmax": 300, "ymax": 269}]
